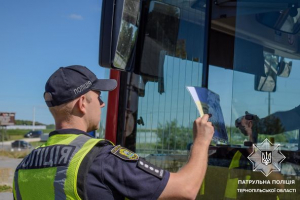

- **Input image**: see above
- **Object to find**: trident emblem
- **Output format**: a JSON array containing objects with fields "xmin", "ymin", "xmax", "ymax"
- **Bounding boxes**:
[
  {"xmin": 248, "ymin": 139, "xmax": 285, "ymax": 177},
  {"xmin": 262, "ymin": 151, "xmax": 272, "ymax": 166}
]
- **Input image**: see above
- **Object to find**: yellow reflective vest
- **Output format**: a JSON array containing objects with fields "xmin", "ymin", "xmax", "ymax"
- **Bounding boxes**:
[
  {"xmin": 13, "ymin": 134, "xmax": 110, "ymax": 200},
  {"xmin": 224, "ymin": 150, "xmax": 251, "ymax": 200}
]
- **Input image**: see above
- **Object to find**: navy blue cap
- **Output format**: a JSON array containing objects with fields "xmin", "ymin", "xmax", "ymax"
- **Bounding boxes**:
[{"xmin": 44, "ymin": 65, "xmax": 117, "ymax": 107}]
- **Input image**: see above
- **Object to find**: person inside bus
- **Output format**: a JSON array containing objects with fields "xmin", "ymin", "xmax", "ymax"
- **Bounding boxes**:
[
  {"xmin": 235, "ymin": 111, "xmax": 260, "ymax": 144},
  {"xmin": 231, "ymin": 112, "xmax": 284, "ymax": 200},
  {"xmin": 232, "ymin": 111, "xmax": 284, "ymax": 200},
  {"xmin": 13, "ymin": 65, "xmax": 214, "ymax": 200},
  {"xmin": 235, "ymin": 105, "xmax": 300, "ymax": 139}
]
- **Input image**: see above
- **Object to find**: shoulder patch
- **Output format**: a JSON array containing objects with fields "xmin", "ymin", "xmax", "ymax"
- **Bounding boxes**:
[
  {"xmin": 110, "ymin": 145, "xmax": 139, "ymax": 161},
  {"xmin": 137, "ymin": 158, "xmax": 165, "ymax": 179}
]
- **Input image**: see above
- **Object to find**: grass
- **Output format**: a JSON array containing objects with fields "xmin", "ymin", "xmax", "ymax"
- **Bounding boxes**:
[
  {"xmin": 0, "ymin": 129, "xmax": 54, "ymax": 141},
  {"xmin": 0, "ymin": 150, "xmax": 29, "ymax": 159},
  {"xmin": 6, "ymin": 135, "xmax": 23, "ymax": 141},
  {"xmin": 5, "ymin": 129, "xmax": 54, "ymax": 136},
  {"xmin": 0, "ymin": 185, "xmax": 12, "ymax": 193},
  {"xmin": 0, "ymin": 141, "xmax": 45, "ymax": 159},
  {"xmin": 31, "ymin": 141, "xmax": 45, "ymax": 148},
  {"xmin": 5, "ymin": 129, "xmax": 29, "ymax": 136}
]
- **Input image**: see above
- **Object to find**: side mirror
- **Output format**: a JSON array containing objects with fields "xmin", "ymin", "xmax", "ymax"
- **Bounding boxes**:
[
  {"xmin": 256, "ymin": 7, "xmax": 300, "ymax": 35},
  {"xmin": 99, "ymin": 0, "xmax": 141, "ymax": 71}
]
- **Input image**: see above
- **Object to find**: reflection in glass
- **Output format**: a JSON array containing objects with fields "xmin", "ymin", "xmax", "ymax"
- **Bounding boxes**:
[
  {"xmin": 113, "ymin": 0, "xmax": 140, "ymax": 70},
  {"xmin": 231, "ymin": 2, "xmax": 300, "ymax": 152},
  {"xmin": 123, "ymin": 0, "xmax": 140, "ymax": 24},
  {"xmin": 255, "ymin": 52, "xmax": 293, "ymax": 92},
  {"xmin": 256, "ymin": 8, "xmax": 300, "ymax": 34},
  {"xmin": 263, "ymin": 52, "xmax": 293, "ymax": 77},
  {"xmin": 140, "ymin": 1, "xmax": 180, "ymax": 80},
  {"xmin": 255, "ymin": 74, "xmax": 276, "ymax": 92},
  {"xmin": 132, "ymin": 0, "xmax": 206, "ymax": 165}
]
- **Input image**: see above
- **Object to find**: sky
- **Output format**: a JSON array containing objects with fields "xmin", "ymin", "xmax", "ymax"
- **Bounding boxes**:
[{"xmin": 0, "ymin": 0, "xmax": 110, "ymax": 125}]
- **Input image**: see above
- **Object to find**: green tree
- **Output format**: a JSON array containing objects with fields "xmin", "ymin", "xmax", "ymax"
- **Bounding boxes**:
[
  {"xmin": 117, "ymin": 21, "xmax": 134, "ymax": 59},
  {"xmin": 157, "ymin": 120, "xmax": 192, "ymax": 152},
  {"xmin": 15, "ymin": 120, "xmax": 45, "ymax": 125}
]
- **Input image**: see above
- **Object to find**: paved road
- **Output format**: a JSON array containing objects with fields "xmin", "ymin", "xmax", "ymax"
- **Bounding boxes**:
[
  {"xmin": 0, "ymin": 157, "xmax": 23, "ymax": 200},
  {"xmin": 0, "ymin": 157, "xmax": 23, "ymax": 185},
  {"xmin": 0, "ymin": 139, "xmax": 39, "ymax": 200},
  {"xmin": 0, "ymin": 192, "xmax": 12, "ymax": 200}
]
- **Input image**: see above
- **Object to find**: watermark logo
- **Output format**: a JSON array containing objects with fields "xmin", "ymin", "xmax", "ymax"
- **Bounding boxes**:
[
  {"xmin": 248, "ymin": 139, "xmax": 285, "ymax": 177},
  {"xmin": 261, "ymin": 151, "xmax": 272, "ymax": 166}
]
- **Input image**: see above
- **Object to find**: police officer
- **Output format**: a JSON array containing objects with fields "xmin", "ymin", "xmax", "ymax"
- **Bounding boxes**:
[{"xmin": 13, "ymin": 65, "xmax": 214, "ymax": 200}]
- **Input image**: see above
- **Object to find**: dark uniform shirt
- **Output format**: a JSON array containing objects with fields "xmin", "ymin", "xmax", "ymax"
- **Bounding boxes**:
[{"xmin": 49, "ymin": 129, "xmax": 170, "ymax": 200}]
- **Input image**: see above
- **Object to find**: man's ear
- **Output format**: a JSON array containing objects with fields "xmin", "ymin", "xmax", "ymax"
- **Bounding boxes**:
[
  {"xmin": 77, "ymin": 95, "xmax": 87, "ymax": 114},
  {"xmin": 248, "ymin": 120, "xmax": 253, "ymax": 128}
]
